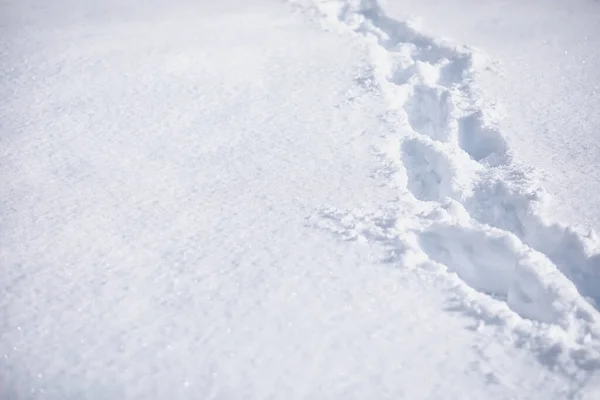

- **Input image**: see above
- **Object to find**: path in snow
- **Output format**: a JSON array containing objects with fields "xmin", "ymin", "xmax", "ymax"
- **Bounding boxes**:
[
  {"xmin": 297, "ymin": 0, "xmax": 600, "ymax": 387},
  {"xmin": 383, "ymin": 0, "xmax": 600, "ymax": 232}
]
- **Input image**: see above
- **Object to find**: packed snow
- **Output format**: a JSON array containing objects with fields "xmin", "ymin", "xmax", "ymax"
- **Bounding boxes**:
[{"xmin": 1, "ymin": 0, "xmax": 600, "ymax": 398}]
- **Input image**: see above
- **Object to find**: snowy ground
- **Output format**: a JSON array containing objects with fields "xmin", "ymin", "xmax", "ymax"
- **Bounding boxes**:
[
  {"xmin": 2, "ymin": 0, "xmax": 600, "ymax": 398},
  {"xmin": 384, "ymin": 0, "xmax": 600, "ymax": 231}
]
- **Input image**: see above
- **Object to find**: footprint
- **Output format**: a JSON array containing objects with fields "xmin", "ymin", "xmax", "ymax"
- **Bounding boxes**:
[
  {"xmin": 437, "ymin": 54, "xmax": 472, "ymax": 87},
  {"xmin": 468, "ymin": 173, "xmax": 600, "ymax": 309},
  {"xmin": 419, "ymin": 222, "xmax": 588, "ymax": 324},
  {"xmin": 404, "ymin": 85, "xmax": 454, "ymax": 142},
  {"xmin": 363, "ymin": 8, "xmax": 456, "ymax": 64},
  {"xmin": 419, "ymin": 224, "xmax": 519, "ymax": 298},
  {"xmin": 401, "ymin": 138, "xmax": 454, "ymax": 202},
  {"xmin": 458, "ymin": 111, "xmax": 507, "ymax": 164}
]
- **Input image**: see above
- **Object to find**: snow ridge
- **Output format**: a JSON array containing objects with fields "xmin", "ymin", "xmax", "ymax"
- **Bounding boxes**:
[{"xmin": 292, "ymin": 0, "xmax": 600, "ymax": 383}]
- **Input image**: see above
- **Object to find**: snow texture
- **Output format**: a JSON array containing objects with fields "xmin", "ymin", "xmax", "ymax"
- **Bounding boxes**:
[{"xmin": 2, "ymin": 0, "xmax": 600, "ymax": 398}]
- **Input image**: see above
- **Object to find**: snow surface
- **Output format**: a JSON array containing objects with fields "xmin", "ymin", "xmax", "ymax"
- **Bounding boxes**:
[
  {"xmin": 1, "ymin": 0, "xmax": 600, "ymax": 398},
  {"xmin": 384, "ymin": 0, "xmax": 600, "ymax": 231}
]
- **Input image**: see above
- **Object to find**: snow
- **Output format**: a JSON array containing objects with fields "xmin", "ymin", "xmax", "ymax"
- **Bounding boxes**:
[
  {"xmin": 1, "ymin": 0, "xmax": 600, "ymax": 398},
  {"xmin": 383, "ymin": 0, "xmax": 600, "ymax": 231}
]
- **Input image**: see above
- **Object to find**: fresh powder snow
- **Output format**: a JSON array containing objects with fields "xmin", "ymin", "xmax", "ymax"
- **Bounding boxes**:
[{"xmin": 1, "ymin": 0, "xmax": 599, "ymax": 399}]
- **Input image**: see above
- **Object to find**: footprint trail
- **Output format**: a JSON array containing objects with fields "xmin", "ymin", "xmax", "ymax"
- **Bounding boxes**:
[{"xmin": 293, "ymin": 0, "xmax": 600, "ymax": 388}]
